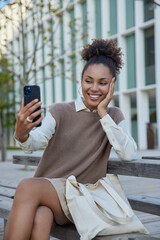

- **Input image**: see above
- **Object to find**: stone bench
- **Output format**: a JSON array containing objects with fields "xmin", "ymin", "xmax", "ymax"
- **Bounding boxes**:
[{"xmin": 0, "ymin": 155, "xmax": 160, "ymax": 239}]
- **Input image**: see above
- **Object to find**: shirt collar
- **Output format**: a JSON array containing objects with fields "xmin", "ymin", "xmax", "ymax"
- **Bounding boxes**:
[{"xmin": 75, "ymin": 97, "xmax": 97, "ymax": 113}]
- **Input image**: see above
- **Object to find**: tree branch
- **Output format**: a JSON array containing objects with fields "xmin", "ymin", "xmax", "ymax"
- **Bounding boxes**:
[
  {"xmin": 1, "ymin": 66, "xmax": 21, "ymax": 81},
  {"xmin": 5, "ymin": 46, "xmax": 23, "ymax": 64},
  {"xmin": 149, "ymin": 0, "xmax": 160, "ymax": 6}
]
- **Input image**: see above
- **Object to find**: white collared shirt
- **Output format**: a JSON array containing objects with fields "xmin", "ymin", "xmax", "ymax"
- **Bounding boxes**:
[{"xmin": 16, "ymin": 98, "xmax": 137, "ymax": 160}]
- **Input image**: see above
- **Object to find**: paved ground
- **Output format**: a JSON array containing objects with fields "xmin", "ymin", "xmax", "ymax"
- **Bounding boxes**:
[{"xmin": 0, "ymin": 148, "xmax": 160, "ymax": 239}]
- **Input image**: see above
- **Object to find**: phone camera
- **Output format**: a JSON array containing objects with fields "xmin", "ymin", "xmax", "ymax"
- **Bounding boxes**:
[{"xmin": 24, "ymin": 87, "xmax": 31, "ymax": 97}]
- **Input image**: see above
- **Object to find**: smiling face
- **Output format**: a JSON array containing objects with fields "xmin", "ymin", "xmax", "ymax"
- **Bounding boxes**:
[{"xmin": 81, "ymin": 64, "xmax": 113, "ymax": 111}]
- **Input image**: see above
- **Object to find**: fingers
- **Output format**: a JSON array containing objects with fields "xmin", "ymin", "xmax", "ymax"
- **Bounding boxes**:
[
  {"xmin": 26, "ymin": 109, "xmax": 44, "ymax": 127},
  {"xmin": 97, "ymin": 77, "xmax": 116, "ymax": 118},
  {"xmin": 110, "ymin": 77, "xmax": 115, "ymax": 93},
  {"xmin": 20, "ymin": 99, "xmax": 39, "ymax": 114},
  {"xmin": 34, "ymin": 115, "xmax": 43, "ymax": 127},
  {"xmin": 28, "ymin": 115, "xmax": 44, "ymax": 128},
  {"xmin": 15, "ymin": 99, "xmax": 44, "ymax": 139},
  {"xmin": 16, "ymin": 112, "xmax": 44, "ymax": 137},
  {"xmin": 25, "ymin": 99, "xmax": 39, "ymax": 110},
  {"xmin": 107, "ymin": 78, "xmax": 115, "ymax": 100},
  {"xmin": 27, "ymin": 108, "xmax": 44, "ymax": 121},
  {"xmin": 110, "ymin": 77, "xmax": 115, "ymax": 89},
  {"xmin": 18, "ymin": 100, "xmax": 43, "ymax": 125},
  {"xmin": 20, "ymin": 98, "xmax": 24, "ymax": 110},
  {"xmin": 23, "ymin": 101, "xmax": 42, "ymax": 119}
]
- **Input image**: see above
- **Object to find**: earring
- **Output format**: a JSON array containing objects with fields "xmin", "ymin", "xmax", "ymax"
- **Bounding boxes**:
[{"xmin": 78, "ymin": 86, "xmax": 83, "ymax": 98}]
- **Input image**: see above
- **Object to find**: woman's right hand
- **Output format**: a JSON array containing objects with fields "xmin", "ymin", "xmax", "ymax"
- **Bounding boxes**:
[{"xmin": 14, "ymin": 98, "xmax": 44, "ymax": 142}]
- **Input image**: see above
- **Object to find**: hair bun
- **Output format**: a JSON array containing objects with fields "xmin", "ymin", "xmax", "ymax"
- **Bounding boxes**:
[{"xmin": 81, "ymin": 39, "xmax": 123, "ymax": 75}]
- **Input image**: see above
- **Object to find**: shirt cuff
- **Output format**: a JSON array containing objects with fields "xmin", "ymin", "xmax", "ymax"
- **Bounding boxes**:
[
  {"xmin": 100, "ymin": 114, "xmax": 117, "ymax": 129},
  {"xmin": 14, "ymin": 133, "xmax": 33, "ymax": 150}
]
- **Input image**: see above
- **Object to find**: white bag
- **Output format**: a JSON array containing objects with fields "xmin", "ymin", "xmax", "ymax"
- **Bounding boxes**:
[{"xmin": 66, "ymin": 175, "xmax": 148, "ymax": 240}]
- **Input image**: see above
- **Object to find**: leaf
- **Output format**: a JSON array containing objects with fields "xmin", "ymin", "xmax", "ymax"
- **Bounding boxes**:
[
  {"xmin": 47, "ymin": 28, "xmax": 52, "ymax": 32},
  {"xmin": 51, "ymin": 8, "xmax": 58, "ymax": 13}
]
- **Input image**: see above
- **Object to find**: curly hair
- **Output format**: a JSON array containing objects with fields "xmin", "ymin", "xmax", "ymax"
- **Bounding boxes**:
[{"xmin": 81, "ymin": 39, "xmax": 123, "ymax": 79}]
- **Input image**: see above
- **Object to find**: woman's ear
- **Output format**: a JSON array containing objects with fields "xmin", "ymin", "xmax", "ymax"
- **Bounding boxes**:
[{"xmin": 112, "ymin": 77, "xmax": 115, "ymax": 83}]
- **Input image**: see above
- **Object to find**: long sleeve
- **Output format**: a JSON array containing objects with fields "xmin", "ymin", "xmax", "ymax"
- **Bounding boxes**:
[
  {"xmin": 15, "ymin": 112, "xmax": 56, "ymax": 152},
  {"xmin": 100, "ymin": 114, "xmax": 137, "ymax": 160}
]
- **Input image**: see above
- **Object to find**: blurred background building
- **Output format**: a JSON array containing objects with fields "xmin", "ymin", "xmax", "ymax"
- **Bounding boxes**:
[{"xmin": 0, "ymin": 0, "xmax": 160, "ymax": 150}]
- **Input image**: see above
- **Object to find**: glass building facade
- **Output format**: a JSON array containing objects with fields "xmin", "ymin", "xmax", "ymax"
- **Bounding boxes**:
[{"xmin": 1, "ymin": 0, "xmax": 160, "ymax": 149}]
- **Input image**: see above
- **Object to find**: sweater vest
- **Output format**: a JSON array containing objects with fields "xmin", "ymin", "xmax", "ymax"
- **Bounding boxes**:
[{"xmin": 34, "ymin": 102, "xmax": 124, "ymax": 184}]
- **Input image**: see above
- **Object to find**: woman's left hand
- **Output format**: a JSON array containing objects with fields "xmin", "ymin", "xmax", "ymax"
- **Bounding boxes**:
[{"xmin": 97, "ymin": 77, "xmax": 115, "ymax": 118}]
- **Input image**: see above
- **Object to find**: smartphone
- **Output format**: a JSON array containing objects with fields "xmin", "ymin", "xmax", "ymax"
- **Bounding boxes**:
[{"xmin": 24, "ymin": 85, "xmax": 41, "ymax": 127}]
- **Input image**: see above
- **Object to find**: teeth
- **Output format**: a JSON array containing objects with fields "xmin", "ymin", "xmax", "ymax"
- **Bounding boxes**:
[{"xmin": 90, "ymin": 95, "xmax": 100, "ymax": 98}]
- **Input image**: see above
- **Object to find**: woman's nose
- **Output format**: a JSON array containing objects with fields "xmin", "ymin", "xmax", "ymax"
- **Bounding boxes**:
[{"xmin": 91, "ymin": 83, "xmax": 98, "ymax": 91}]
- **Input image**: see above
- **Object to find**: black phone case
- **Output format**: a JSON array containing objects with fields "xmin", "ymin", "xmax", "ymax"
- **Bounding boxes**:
[{"xmin": 24, "ymin": 85, "xmax": 41, "ymax": 127}]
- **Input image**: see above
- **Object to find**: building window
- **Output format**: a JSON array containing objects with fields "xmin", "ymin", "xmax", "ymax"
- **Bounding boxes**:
[
  {"xmin": 71, "ymin": 55, "xmax": 77, "ymax": 99},
  {"xmin": 149, "ymin": 94, "xmax": 156, "ymax": 123},
  {"xmin": 32, "ymin": 8, "xmax": 37, "ymax": 84},
  {"xmin": 147, "ymin": 93, "xmax": 157, "ymax": 149},
  {"xmin": 41, "ymin": 24, "xmax": 46, "ymax": 105},
  {"xmin": 60, "ymin": 15, "xmax": 64, "ymax": 55},
  {"xmin": 114, "ymin": 39, "xmax": 119, "ymax": 92},
  {"xmin": 42, "ymin": 66, "xmax": 46, "ymax": 105},
  {"xmin": 95, "ymin": 0, "xmax": 102, "ymax": 38},
  {"xmin": 59, "ymin": 0, "xmax": 63, "ymax": 8},
  {"xmin": 70, "ymin": 7, "xmax": 77, "ymax": 99},
  {"xmin": 113, "ymin": 96, "xmax": 119, "ymax": 107},
  {"xmin": 50, "ymin": 19, "xmax": 55, "ymax": 103},
  {"xmin": 32, "ymin": 29, "xmax": 37, "ymax": 84},
  {"xmin": 70, "ymin": 7, "xmax": 76, "ymax": 52},
  {"xmin": 131, "ymin": 95, "xmax": 138, "ymax": 144},
  {"xmin": 60, "ymin": 59, "xmax": 66, "ymax": 101},
  {"xmin": 82, "ymin": 0, "xmax": 88, "ymax": 44},
  {"xmin": 24, "ymin": 33, "xmax": 28, "ymax": 78},
  {"xmin": 144, "ymin": 0, "xmax": 154, "ymax": 22},
  {"xmin": 114, "ymin": 78, "xmax": 119, "ymax": 92},
  {"xmin": 126, "ymin": 0, "xmax": 135, "ymax": 29},
  {"xmin": 126, "ymin": 34, "xmax": 136, "ymax": 89},
  {"xmin": 144, "ymin": 27, "xmax": 155, "ymax": 85},
  {"xmin": 17, "ymin": 36, "xmax": 22, "ymax": 94},
  {"xmin": 109, "ymin": 0, "xmax": 117, "ymax": 36}
]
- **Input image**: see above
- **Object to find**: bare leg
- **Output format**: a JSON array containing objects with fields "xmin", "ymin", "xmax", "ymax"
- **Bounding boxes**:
[
  {"xmin": 3, "ymin": 178, "xmax": 71, "ymax": 240},
  {"xmin": 30, "ymin": 206, "xmax": 55, "ymax": 240}
]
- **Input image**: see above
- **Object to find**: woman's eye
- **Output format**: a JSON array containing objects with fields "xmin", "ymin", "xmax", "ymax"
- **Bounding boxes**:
[
  {"xmin": 85, "ymin": 80, "xmax": 92, "ymax": 84},
  {"xmin": 100, "ymin": 82, "xmax": 107, "ymax": 85}
]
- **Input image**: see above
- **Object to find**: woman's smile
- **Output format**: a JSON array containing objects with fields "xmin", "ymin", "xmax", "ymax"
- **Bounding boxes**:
[{"xmin": 88, "ymin": 94, "xmax": 102, "ymax": 101}]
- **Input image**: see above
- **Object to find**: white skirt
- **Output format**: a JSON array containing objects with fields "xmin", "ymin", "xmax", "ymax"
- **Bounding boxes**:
[{"xmin": 44, "ymin": 177, "xmax": 73, "ymax": 222}]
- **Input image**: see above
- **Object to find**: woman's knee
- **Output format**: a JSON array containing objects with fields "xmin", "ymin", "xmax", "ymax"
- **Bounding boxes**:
[{"xmin": 14, "ymin": 178, "xmax": 38, "ymax": 204}]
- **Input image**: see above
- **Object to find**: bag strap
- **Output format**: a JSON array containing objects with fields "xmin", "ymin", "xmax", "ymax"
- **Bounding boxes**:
[
  {"xmin": 79, "ymin": 183, "xmax": 116, "ymax": 225},
  {"xmin": 100, "ymin": 178, "xmax": 134, "ymax": 224},
  {"xmin": 79, "ymin": 179, "xmax": 133, "ymax": 225}
]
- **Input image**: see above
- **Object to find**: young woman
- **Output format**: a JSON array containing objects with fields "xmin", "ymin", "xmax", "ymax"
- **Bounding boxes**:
[{"xmin": 4, "ymin": 39, "xmax": 137, "ymax": 240}]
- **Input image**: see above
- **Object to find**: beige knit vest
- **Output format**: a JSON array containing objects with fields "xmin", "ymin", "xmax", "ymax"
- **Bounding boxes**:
[{"xmin": 34, "ymin": 102, "xmax": 124, "ymax": 184}]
